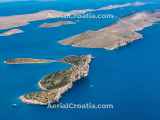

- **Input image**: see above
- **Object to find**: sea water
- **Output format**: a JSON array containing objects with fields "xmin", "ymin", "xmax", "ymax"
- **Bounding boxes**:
[{"xmin": 0, "ymin": 0, "xmax": 160, "ymax": 120}]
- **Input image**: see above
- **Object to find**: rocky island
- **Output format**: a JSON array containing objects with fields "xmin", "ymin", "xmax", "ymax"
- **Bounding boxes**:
[
  {"xmin": 0, "ymin": 29, "xmax": 23, "ymax": 36},
  {"xmin": 0, "ymin": 10, "xmax": 68, "ymax": 30},
  {"xmin": 40, "ymin": 21, "xmax": 76, "ymax": 28},
  {"xmin": 4, "ymin": 58, "xmax": 56, "ymax": 64},
  {"xmin": 0, "ymin": 2, "xmax": 146, "ymax": 30},
  {"xmin": 59, "ymin": 11, "xmax": 160, "ymax": 50},
  {"xmin": 20, "ymin": 54, "xmax": 92, "ymax": 105},
  {"xmin": 96, "ymin": 1, "xmax": 146, "ymax": 11}
]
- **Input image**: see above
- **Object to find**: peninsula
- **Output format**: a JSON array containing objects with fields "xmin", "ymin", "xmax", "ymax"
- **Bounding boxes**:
[
  {"xmin": 4, "ymin": 58, "xmax": 56, "ymax": 64},
  {"xmin": 39, "ymin": 21, "xmax": 76, "ymax": 28},
  {"xmin": 59, "ymin": 11, "xmax": 160, "ymax": 50},
  {"xmin": 20, "ymin": 55, "xmax": 92, "ymax": 105}
]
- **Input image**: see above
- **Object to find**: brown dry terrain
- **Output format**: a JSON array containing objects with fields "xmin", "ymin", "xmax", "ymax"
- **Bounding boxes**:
[
  {"xmin": 39, "ymin": 21, "xmax": 75, "ymax": 28},
  {"xmin": 0, "ymin": 10, "xmax": 68, "ymax": 30},
  {"xmin": 59, "ymin": 11, "xmax": 160, "ymax": 50},
  {"xmin": 0, "ymin": 29, "xmax": 23, "ymax": 36},
  {"xmin": 0, "ymin": 2, "xmax": 146, "ymax": 30},
  {"xmin": 4, "ymin": 58, "xmax": 55, "ymax": 64}
]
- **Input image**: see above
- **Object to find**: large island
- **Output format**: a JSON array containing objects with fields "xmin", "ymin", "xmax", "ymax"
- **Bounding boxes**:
[
  {"xmin": 59, "ymin": 11, "xmax": 160, "ymax": 50},
  {"xmin": 0, "ymin": 2, "xmax": 146, "ymax": 30},
  {"xmin": 20, "ymin": 55, "xmax": 93, "ymax": 105}
]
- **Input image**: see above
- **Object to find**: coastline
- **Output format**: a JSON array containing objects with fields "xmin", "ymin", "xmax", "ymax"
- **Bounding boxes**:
[
  {"xmin": 4, "ymin": 58, "xmax": 58, "ymax": 64},
  {"xmin": 0, "ymin": 2, "xmax": 146, "ymax": 30},
  {"xmin": 19, "ymin": 55, "xmax": 93, "ymax": 105},
  {"xmin": 0, "ymin": 29, "xmax": 24, "ymax": 36},
  {"xmin": 59, "ymin": 11, "xmax": 160, "ymax": 51},
  {"xmin": 39, "ymin": 21, "xmax": 76, "ymax": 28}
]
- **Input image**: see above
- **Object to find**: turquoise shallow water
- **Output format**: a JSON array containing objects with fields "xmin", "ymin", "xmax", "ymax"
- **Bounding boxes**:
[{"xmin": 0, "ymin": 0, "xmax": 160, "ymax": 120}]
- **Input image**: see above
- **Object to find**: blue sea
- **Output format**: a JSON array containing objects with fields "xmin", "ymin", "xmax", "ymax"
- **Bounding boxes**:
[{"xmin": 0, "ymin": 0, "xmax": 160, "ymax": 120}]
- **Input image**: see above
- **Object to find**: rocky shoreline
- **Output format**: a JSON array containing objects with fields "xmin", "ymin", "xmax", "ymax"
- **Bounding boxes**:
[{"xmin": 19, "ymin": 54, "xmax": 93, "ymax": 105}]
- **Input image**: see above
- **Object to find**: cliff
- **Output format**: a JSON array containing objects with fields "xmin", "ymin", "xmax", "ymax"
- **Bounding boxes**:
[{"xmin": 20, "ymin": 54, "xmax": 93, "ymax": 105}]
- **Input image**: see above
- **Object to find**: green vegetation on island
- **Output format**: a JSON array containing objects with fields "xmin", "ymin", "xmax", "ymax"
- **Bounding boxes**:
[{"xmin": 20, "ymin": 54, "xmax": 93, "ymax": 105}]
